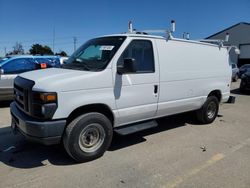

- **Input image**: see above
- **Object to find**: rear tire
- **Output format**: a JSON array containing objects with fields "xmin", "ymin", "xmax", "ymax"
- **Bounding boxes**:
[
  {"xmin": 196, "ymin": 96, "xmax": 219, "ymax": 124},
  {"xmin": 63, "ymin": 112, "xmax": 113, "ymax": 162}
]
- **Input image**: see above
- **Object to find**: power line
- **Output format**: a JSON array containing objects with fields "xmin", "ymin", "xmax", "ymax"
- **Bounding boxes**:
[
  {"xmin": 0, "ymin": 34, "xmax": 101, "ymax": 56},
  {"xmin": 0, "ymin": 35, "xmax": 95, "ymax": 45}
]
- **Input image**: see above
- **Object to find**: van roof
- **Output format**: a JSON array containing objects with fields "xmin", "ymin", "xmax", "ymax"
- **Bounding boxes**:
[
  {"xmin": 103, "ymin": 33, "xmax": 223, "ymax": 48},
  {"xmin": 103, "ymin": 33, "xmax": 165, "ymax": 39}
]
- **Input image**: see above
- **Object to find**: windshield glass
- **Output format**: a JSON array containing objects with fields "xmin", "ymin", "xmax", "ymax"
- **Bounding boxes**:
[{"xmin": 62, "ymin": 36, "xmax": 126, "ymax": 71}]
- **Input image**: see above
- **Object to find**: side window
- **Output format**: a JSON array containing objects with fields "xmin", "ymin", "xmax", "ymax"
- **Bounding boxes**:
[
  {"xmin": 3, "ymin": 58, "xmax": 36, "ymax": 74},
  {"xmin": 118, "ymin": 40, "xmax": 155, "ymax": 73}
]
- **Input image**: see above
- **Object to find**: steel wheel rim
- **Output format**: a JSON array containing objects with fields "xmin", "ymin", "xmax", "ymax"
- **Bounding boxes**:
[
  {"xmin": 78, "ymin": 123, "xmax": 105, "ymax": 153},
  {"xmin": 207, "ymin": 101, "xmax": 217, "ymax": 119}
]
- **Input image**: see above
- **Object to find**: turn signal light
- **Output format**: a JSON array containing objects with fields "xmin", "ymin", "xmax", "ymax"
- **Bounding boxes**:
[{"xmin": 39, "ymin": 93, "xmax": 57, "ymax": 102}]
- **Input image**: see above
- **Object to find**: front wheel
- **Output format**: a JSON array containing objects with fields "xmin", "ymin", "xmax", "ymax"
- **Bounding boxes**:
[
  {"xmin": 63, "ymin": 112, "xmax": 113, "ymax": 162},
  {"xmin": 196, "ymin": 96, "xmax": 219, "ymax": 124}
]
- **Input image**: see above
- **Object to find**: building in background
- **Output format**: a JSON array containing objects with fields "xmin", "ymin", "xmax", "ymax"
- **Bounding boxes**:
[{"xmin": 207, "ymin": 22, "xmax": 250, "ymax": 67}]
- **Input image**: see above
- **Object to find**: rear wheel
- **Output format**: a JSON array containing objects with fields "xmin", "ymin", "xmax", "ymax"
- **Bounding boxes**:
[
  {"xmin": 63, "ymin": 112, "xmax": 113, "ymax": 162},
  {"xmin": 196, "ymin": 96, "xmax": 219, "ymax": 124}
]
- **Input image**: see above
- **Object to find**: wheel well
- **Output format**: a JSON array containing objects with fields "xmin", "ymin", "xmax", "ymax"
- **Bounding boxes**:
[
  {"xmin": 66, "ymin": 104, "xmax": 114, "ymax": 126},
  {"xmin": 208, "ymin": 90, "xmax": 222, "ymax": 102}
]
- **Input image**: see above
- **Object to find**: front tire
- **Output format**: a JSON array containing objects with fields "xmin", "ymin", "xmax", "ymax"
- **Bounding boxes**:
[
  {"xmin": 196, "ymin": 96, "xmax": 219, "ymax": 124},
  {"xmin": 63, "ymin": 112, "xmax": 113, "ymax": 162}
]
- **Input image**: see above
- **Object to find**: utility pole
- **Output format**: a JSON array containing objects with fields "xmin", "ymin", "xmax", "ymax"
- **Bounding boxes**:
[
  {"xmin": 4, "ymin": 47, "xmax": 6, "ymax": 56},
  {"xmin": 52, "ymin": 26, "xmax": 55, "ymax": 54},
  {"xmin": 73, "ymin": 37, "xmax": 77, "ymax": 52}
]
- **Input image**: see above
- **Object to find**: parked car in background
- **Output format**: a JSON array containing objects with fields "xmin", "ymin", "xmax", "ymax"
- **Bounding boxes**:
[
  {"xmin": 0, "ymin": 55, "xmax": 60, "ymax": 101},
  {"xmin": 240, "ymin": 69, "xmax": 250, "ymax": 93},
  {"xmin": 231, "ymin": 63, "xmax": 239, "ymax": 81},
  {"xmin": 34, "ymin": 56, "xmax": 61, "ymax": 68},
  {"xmin": 59, "ymin": 56, "xmax": 69, "ymax": 64},
  {"xmin": 239, "ymin": 64, "xmax": 250, "ymax": 78}
]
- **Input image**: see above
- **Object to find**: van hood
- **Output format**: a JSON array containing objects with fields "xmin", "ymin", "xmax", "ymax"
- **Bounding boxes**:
[{"xmin": 19, "ymin": 68, "xmax": 113, "ymax": 92}]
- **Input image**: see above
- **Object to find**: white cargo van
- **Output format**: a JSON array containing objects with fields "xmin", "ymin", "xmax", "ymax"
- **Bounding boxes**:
[{"xmin": 10, "ymin": 23, "xmax": 233, "ymax": 162}]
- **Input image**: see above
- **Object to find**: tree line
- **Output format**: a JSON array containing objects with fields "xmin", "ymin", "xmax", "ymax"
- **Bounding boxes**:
[{"xmin": 6, "ymin": 42, "xmax": 68, "ymax": 56}]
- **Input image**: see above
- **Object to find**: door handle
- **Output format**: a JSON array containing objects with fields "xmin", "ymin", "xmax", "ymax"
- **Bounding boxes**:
[{"xmin": 154, "ymin": 85, "xmax": 158, "ymax": 94}]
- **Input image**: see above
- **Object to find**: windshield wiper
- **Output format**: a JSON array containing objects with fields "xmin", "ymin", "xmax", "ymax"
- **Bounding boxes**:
[
  {"xmin": 62, "ymin": 61, "xmax": 92, "ymax": 71},
  {"xmin": 72, "ymin": 59, "xmax": 93, "ymax": 70},
  {"xmin": 61, "ymin": 64, "xmax": 82, "ymax": 70}
]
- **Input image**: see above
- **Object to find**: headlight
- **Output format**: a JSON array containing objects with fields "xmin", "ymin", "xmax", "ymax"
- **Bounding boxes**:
[
  {"xmin": 32, "ymin": 92, "xmax": 58, "ymax": 119},
  {"xmin": 33, "ymin": 92, "xmax": 57, "ymax": 103}
]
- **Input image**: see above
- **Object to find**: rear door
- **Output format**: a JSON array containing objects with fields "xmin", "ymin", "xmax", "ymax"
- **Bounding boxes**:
[{"xmin": 114, "ymin": 39, "xmax": 160, "ymax": 126}]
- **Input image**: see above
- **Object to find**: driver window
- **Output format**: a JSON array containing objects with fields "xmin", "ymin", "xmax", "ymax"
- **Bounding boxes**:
[{"xmin": 118, "ymin": 40, "xmax": 155, "ymax": 73}]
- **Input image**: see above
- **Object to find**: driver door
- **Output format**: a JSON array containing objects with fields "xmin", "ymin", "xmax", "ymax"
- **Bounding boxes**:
[{"xmin": 114, "ymin": 39, "xmax": 159, "ymax": 126}]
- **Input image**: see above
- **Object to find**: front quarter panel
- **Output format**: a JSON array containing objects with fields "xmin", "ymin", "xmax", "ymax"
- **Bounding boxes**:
[{"xmin": 52, "ymin": 69, "xmax": 116, "ymax": 120}]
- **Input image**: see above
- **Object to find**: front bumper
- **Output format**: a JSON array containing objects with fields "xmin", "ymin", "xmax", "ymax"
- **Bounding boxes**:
[{"xmin": 10, "ymin": 102, "xmax": 66, "ymax": 145}]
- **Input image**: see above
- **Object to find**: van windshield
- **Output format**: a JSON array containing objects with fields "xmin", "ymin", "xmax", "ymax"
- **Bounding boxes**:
[{"xmin": 62, "ymin": 36, "xmax": 126, "ymax": 71}]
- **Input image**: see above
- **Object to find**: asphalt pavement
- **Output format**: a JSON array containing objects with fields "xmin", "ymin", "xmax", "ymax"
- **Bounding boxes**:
[{"xmin": 0, "ymin": 81, "xmax": 250, "ymax": 188}]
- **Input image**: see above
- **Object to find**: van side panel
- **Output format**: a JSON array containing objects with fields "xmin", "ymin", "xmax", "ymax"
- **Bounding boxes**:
[
  {"xmin": 52, "ymin": 69, "xmax": 116, "ymax": 119},
  {"xmin": 155, "ymin": 39, "xmax": 231, "ymax": 117}
]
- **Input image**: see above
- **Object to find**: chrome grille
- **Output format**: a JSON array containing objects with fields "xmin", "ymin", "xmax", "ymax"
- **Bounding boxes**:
[
  {"xmin": 14, "ymin": 83, "xmax": 27, "ymax": 111},
  {"xmin": 13, "ymin": 76, "xmax": 35, "ymax": 114}
]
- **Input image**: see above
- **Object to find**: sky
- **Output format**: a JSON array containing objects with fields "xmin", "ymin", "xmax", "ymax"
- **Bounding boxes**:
[{"xmin": 0, "ymin": 0, "xmax": 249, "ymax": 56}]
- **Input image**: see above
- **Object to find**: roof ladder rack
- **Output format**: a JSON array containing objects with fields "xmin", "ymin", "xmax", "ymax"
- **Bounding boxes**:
[{"xmin": 127, "ymin": 20, "xmax": 177, "ymax": 40}]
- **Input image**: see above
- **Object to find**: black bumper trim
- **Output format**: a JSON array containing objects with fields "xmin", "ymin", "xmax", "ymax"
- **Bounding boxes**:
[
  {"xmin": 17, "ymin": 128, "xmax": 62, "ymax": 145},
  {"xmin": 10, "ymin": 102, "xmax": 66, "ymax": 145}
]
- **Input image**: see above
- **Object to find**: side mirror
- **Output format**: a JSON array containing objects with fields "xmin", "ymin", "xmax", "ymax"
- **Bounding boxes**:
[{"xmin": 117, "ymin": 58, "xmax": 136, "ymax": 74}]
